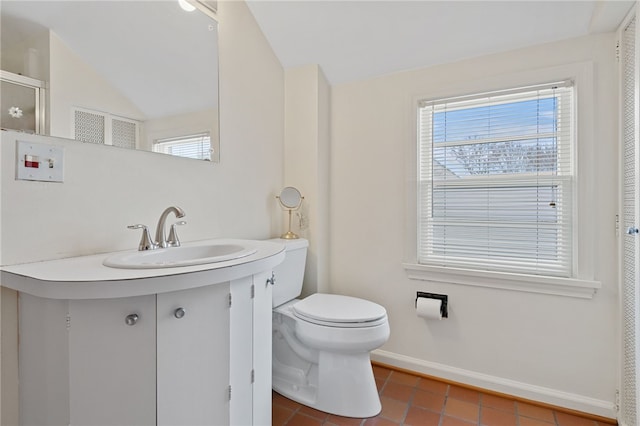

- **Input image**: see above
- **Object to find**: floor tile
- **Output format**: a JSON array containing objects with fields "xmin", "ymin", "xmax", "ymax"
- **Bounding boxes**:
[
  {"xmin": 388, "ymin": 371, "xmax": 420, "ymax": 387},
  {"xmin": 404, "ymin": 406, "xmax": 441, "ymax": 426},
  {"xmin": 481, "ymin": 406, "xmax": 517, "ymax": 425},
  {"xmin": 379, "ymin": 396, "xmax": 409, "ymax": 422},
  {"xmin": 274, "ymin": 391, "xmax": 302, "ymax": 410},
  {"xmin": 373, "ymin": 365, "xmax": 393, "ymax": 380},
  {"xmin": 418, "ymin": 377, "xmax": 449, "ymax": 395},
  {"xmin": 449, "ymin": 385, "xmax": 481, "ymax": 404},
  {"xmin": 298, "ymin": 404, "xmax": 329, "ymax": 421},
  {"xmin": 326, "ymin": 414, "xmax": 364, "ymax": 426},
  {"xmin": 381, "ymin": 381, "xmax": 415, "ymax": 402},
  {"xmin": 444, "ymin": 398, "xmax": 480, "ymax": 423},
  {"xmin": 412, "ymin": 389, "xmax": 446, "ymax": 412},
  {"xmin": 364, "ymin": 416, "xmax": 400, "ymax": 426},
  {"xmin": 441, "ymin": 415, "xmax": 478, "ymax": 425},
  {"xmin": 517, "ymin": 401, "xmax": 556, "ymax": 423},
  {"xmin": 286, "ymin": 413, "xmax": 324, "ymax": 426},
  {"xmin": 272, "ymin": 365, "xmax": 611, "ymax": 426},
  {"xmin": 481, "ymin": 393, "xmax": 516, "ymax": 413},
  {"xmin": 519, "ymin": 416, "xmax": 556, "ymax": 426},
  {"xmin": 272, "ymin": 404, "xmax": 295, "ymax": 425},
  {"xmin": 363, "ymin": 417, "xmax": 401, "ymax": 426},
  {"xmin": 555, "ymin": 411, "xmax": 598, "ymax": 426}
]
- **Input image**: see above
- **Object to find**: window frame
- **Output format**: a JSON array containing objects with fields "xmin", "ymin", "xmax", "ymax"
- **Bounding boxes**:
[
  {"xmin": 152, "ymin": 132, "xmax": 213, "ymax": 161},
  {"xmin": 418, "ymin": 82, "xmax": 575, "ymax": 278},
  {"xmin": 403, "ymin": 63, "xmax": 601, "ymax": 298}
]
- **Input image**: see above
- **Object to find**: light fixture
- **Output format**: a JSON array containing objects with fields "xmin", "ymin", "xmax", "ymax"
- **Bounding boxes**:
[{"xmin": 178, "ymin": 0, "xmax": 196, "ymax": 12}]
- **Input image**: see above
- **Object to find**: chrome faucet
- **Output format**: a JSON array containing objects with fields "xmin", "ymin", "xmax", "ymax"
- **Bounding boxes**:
[{"xmin": 155, "ymin": 206, "xmax": 186, "ymax": 248}]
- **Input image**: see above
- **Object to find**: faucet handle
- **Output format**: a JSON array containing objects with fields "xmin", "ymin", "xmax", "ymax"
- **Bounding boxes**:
[
  {"xmin": 128, "ymin": 224, "xmax": 157, "ymax": 251},
  {"xmin": 167, "ymin": 221, "xmax": 187, "ymax": 247}
]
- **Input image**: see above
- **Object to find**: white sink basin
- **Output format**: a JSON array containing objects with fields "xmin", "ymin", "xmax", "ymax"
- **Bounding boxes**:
[{"xmin": 103, "ymin": 243, "xmax": 258, "ymax": 269}]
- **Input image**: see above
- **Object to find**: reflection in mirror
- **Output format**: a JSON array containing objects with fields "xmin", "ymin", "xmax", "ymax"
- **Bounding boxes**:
[
  {"xmin": 277, "ymin": 187, "xmax": 304, "ymax": 240},
  {"xmin": 0, "ymin": 0, "xmax": 219, "ymax": 162}
]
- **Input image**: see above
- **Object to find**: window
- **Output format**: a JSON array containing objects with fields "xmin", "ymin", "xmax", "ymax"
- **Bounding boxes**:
[
  {"xmin": 153, "ymin": 132, "xmax": 212, "ymax": 161},
  {"xmin": 417, "ymin": 81, "xmax": 574, "ymax": 278}
]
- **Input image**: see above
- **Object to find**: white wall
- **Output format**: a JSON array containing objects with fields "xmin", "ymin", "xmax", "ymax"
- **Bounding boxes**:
[
  {"xmin": 283, "ymin": 65, "xmax": 331, "ymax": 296},
  {"xmin": 48, "ymin": 31, "xmax": 146, "ymax": 139},
  {"xmin": 0, "ymin": 0, "xmax": 284, "ymax": 422},
  {"xmin": 330, "ymin": 33, "xmax": 619, "ymax": 417},
  {"xmin": 0, "ymin": 30, "xmax": 49, "ymax": 82}
]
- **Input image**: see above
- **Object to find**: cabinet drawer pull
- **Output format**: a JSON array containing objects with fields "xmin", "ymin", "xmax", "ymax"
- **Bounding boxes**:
[
  {"xmin": 125, "ymin": 313, "xmax": 139, "ymax": 326},
  {"xmin": 174, "ymin": 307, "xmax": 186, "ymax": 319}
]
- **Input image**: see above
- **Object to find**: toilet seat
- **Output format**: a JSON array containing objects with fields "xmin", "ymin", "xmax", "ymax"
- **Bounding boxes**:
[{"xmin": 292, "ymin": 293, "xmax": 387, "ymax": 328}]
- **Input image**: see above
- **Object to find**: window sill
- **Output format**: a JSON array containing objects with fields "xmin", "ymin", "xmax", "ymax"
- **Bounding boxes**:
[{"xmin": 402, "ymin": 263, "xmax": 601, "ymax": 299}]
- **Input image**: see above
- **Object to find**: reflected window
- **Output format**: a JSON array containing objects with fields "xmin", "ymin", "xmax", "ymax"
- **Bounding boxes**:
[{"xmin": 153, "ymin": 132, "xmax": 212, "ymax": 161}]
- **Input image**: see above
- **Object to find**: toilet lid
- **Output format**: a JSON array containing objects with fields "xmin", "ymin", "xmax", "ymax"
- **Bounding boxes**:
[{"xmin": 292, "ymin": 293, "xmax": 387, "ymax": 324}]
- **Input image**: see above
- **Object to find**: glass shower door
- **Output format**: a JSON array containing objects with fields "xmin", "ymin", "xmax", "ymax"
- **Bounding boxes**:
[{"xmin": 0, "ymin": 71, "xmax": 45, "ymax": 134}]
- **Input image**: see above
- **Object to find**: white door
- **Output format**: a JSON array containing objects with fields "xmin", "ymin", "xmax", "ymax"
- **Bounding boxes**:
[
  {"xmin": 68, "ymin": 295, "xmax": 157, "ymax": 426},
  {"xmin": 619, "ymin": 7, "xmax": 640, "ymax": 426},
  {"xmin": 156, "ymin": 283, "xmax": 230, "ymax": 426}
]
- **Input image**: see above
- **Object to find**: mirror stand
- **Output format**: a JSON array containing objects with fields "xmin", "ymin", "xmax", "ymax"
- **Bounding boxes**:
[
  {"xmin": 282, "ymin": 209, "xmax": 298, "ymax": 240},
  {"xmin": 277, "ymin": 187, "xmax": 304, "ymax": 239}
]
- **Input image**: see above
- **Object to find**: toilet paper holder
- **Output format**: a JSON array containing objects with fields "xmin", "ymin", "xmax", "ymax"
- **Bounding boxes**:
[{"xmin": 416, "ymin": 292, "xmax": 448, "ymax": 318}]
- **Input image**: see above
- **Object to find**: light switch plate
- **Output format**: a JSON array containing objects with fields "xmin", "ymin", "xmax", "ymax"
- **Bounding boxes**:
[{"xmin": 16, "ymin": 140, "xmax": 64, "ymax": 182}]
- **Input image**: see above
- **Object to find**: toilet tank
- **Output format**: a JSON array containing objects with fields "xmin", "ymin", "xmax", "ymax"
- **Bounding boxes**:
[{"xmin": 270, "ymin": 238, "xmax": 309, "ymax": 307}]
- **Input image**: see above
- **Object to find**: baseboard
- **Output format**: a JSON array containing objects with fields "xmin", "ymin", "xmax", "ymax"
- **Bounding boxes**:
[{"xmin": 371, "ymin": 349, "xmax": 617, "ymax": 420}]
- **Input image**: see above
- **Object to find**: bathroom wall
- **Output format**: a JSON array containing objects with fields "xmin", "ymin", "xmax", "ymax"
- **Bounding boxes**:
[
  {"xmin": 330, "ymin": 33, "xmax": 620, "ymax": 417},
  {"xmin": 0, "ymin": 30, "xmax": 49, "ymax": 82},
  {"xmin": 0, "ymin": 0, "xmax": 284, "ymax": 422},
  {"xmin": 48, "ymin": 31, "xmax": 146, "ymax": 139},
  {"xmin": 283, "ymin": 64, "xmax": 331, "ymax": 297}
]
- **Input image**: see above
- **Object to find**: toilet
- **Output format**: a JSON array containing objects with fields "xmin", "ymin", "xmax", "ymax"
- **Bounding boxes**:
[{"xmin": 271, "ymin": 238, "xmax": 390, "ymax": 418}]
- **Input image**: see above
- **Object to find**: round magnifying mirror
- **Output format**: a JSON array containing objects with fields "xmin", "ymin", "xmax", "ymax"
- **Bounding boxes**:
[{"xmin": 279, "ymin": 186, "xmax": 302, "ymax": 209}]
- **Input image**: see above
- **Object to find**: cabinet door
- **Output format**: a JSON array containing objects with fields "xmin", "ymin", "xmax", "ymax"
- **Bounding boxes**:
[
  {"xmin": 157, "ymin": 283, "xmax": 230, "ymax": 426},
  {"xmin": 68, "ymin": 295, "xmax": 156, "ymax": 426},
  {"xmin": 229, "ymin": 276, "xmax": 253, "ymax": 425},
  {"xmin": 252, "ymin": 271, "xmax": 273, "ymax": 425}
]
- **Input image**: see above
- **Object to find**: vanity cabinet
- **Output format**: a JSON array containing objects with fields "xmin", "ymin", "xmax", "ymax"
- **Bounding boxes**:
[
  {"xmin": 17, "ymin": 276, "xmax": 272, "ymax": 426},
  {"xmin": 2, "ymin": 238, "xmax": 284, "ymax": 426}
]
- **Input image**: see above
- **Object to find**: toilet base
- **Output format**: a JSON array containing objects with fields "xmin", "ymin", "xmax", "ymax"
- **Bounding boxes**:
[{"xmin": 273, "ymin": 350, "xmax": 381, "ymax": 418}]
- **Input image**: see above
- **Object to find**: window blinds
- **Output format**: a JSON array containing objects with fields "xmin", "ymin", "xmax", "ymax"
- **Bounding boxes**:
[
  {"xmin": 153, "ymin": 133, "xmax": 212, "ymax": 161},
  {"xmin": 418, "ymin": 81, "xmax": 574, "ymax": 277}
]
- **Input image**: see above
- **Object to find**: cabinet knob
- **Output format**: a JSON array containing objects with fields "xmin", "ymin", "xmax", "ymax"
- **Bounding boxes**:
[
  {"xmin": 174, "ymin": 307, "xmax": 186, "ymax": 319},
  {"xmin": 125, "ymin": 313, "xmax": 139, "ymax": 326}
]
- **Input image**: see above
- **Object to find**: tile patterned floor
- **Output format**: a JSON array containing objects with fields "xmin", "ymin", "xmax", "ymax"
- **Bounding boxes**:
[{"xmin": 272, "ymin": 365, "xmax": 616, "ymax": 426}]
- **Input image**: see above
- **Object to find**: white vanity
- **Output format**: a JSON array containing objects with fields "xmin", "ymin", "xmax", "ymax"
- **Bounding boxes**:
[{"xmin": 0, "ymin": 239, "xmax": 284, "ymax": 426}]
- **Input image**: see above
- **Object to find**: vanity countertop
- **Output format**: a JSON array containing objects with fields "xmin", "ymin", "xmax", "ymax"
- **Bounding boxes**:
[{"xmin": 0, "ymin": 239, "xmax": 285, "ymax": 300}]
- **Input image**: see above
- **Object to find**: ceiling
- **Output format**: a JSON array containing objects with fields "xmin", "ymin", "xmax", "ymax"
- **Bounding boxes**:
[
  {"xmin": 1, "ymin": 0, "xmax": 634, "ymax": 119},
  {"xmin": 246, "ymin": 0, "xmax": 636, "ymax": 85}
]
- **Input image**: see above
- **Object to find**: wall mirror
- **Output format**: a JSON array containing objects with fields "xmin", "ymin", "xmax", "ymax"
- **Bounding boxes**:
[{"xmin": 0, "ymin": 0, "xmax": 219, "ymax": 162}]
